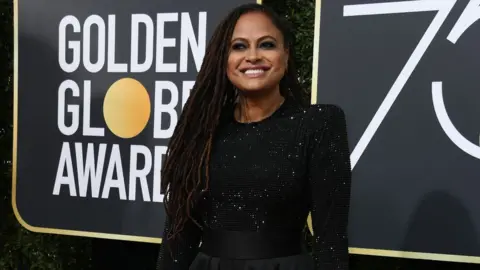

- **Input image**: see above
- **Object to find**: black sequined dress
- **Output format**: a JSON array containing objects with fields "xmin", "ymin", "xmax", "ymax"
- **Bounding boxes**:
[{"xmin": 156, "ymin": 97, "xmax": 352, "ymax": 270}]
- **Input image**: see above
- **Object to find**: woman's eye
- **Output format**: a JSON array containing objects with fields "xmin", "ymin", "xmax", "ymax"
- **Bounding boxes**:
[
  {"xmin": 260, "ymin": 41, "xmax": 276, "ymax": 49},
  {"xmin": 232, "ymin": 43, "xmax": 246, "ymax": 50}
]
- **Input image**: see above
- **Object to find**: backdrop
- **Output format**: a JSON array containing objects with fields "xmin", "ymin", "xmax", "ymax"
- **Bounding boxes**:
[
  {"xmin": 13, "ymin": 0, "xmax": 260, "ymax": 244},
  {"xmin": 313, "ymin": 0, "xmax": 480, "ymax": 264}
]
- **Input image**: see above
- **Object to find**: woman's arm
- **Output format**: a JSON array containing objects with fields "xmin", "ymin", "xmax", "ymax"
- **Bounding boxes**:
[
  {"xmin": 308, "ymin": 105, "xmax": 352, "ymax": 269},
  {"xmin": 156, "ymin": 211, "xmax": 202, "ymax": 270}
]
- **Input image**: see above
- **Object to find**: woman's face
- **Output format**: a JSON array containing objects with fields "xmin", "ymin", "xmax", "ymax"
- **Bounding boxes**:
[{"xmin": 227, "ymin": 12, "xmax": 288, "ymax": 94}]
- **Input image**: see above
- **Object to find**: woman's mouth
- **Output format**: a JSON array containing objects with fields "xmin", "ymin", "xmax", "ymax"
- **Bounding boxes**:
[{"xmin": 241, "ymin": 66, "xmax": 270, "ymax": 78}]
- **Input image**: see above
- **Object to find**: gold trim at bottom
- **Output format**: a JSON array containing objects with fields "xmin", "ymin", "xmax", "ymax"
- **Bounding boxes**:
[{"xmin": 350, "ymin": 247, "xmax": 480, "ymax": 264}]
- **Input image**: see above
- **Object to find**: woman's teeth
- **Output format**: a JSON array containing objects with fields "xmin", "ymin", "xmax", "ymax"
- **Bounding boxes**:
[{"xmin": 244, "ymin": 69, "xmax": 264, "ymax": 75}]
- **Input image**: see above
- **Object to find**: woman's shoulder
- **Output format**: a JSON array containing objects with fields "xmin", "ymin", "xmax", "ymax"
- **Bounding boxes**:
[
  {"xmin": 282, "ymin": 102, "xmax": 348, "ymax": 139},
  {"xmin": 305, "ymin": 103, "xmax": 345, "ymax": 115},
  {"xmin": 299, "ymin": 103, "xmax": 347, "ymax": 127},
  {"xmin": 296, "ymin": 104, "xmax": 349, "ymax": 146}
]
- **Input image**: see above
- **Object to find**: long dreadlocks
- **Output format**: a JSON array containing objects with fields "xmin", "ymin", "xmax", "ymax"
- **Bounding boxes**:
[{"xmin": 161, "ymin": 3, "xmax": 308, "ymax": 243}]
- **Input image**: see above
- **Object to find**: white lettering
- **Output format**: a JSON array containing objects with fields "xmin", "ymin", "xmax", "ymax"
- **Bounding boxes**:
[
  {"xmin": 128, "ymin": 145, "xmax": 152, "ymax": 201},
  {"xmin": 53, "ymin": 143, "xmax": 167, "ymax": 201},
  {"xmin": 180, "ymin": 12, "xmax": 207, "ymax": 72},
  {"xmin": 75, "ymin": 143, "xmax": 107, "ymax": 197},
  {"xmin": 102, "ymin": 144, "xmax": 127, "ymax": 200},
  {"xmin": 58, "ymin": 16, "xmax": 81, "ymax": 73},
  {"xmin": 107, "ymin": 15, "xmax": 128, "ymax": 72},
  {"xmin": 58, "ymin": 12, "xmax": 208, "ymax": 73},
  {"xmin": 131, "ymin": 14, "xmax": 155, "ymax": 73},
  {"xmin": 53, "ymin": 142, "xmax": 77, "ymax": 196},
  {"xmin": 82, "ymin": 80, "xmax": 105, "ymax": 137},
  {"xmin": 154, "ymin": 81, "xmax": 179, "ymax": 139},
  {"xmin": 83, "ymin": 15, "xmax": 106, "ymax": 73},
  {"xmin": 156, "ymin": 13, "xmax": 179, "ymax": 72},
  {"xmin": 57, "ymin": 80, "xmax": 80, "ymax": 136},
  {"xmin": 153, "ymin": 146, "xmax": 167, "ymax": 202}
]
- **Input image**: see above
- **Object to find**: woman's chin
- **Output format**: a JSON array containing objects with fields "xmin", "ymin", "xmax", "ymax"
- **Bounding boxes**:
[
  {"xmin": 237, "ymin": 83, "xmax": 272, "ymax": 94},
  {"xmin": 240, "ymin": 87, "xmax": 265, "ymax": 93}
]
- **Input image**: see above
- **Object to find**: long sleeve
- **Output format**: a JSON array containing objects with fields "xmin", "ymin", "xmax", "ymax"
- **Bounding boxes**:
[
  {"xmin": 156, "ymin": 211, "xmax": 202, "ymax": 270},
  {"xmin": 308, "ymin": 105, "xmax": 352, "ymax": 269}
]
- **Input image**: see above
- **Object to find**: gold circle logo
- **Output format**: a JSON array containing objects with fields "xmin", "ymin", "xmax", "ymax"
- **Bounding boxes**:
[{"xmin": 103, "ymin": 78, "xmax": 151, "ymax": 139}]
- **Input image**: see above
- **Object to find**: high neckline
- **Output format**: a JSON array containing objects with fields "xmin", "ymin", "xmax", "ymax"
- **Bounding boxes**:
[{"xmin": 233, "ymin": 96, "xmax": 290, "ymax": 126}]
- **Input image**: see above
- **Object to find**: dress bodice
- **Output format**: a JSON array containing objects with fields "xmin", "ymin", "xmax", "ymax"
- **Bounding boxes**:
[{"xmin": 157, "ymin": 99, "xmax": 352, "ymax": 270}]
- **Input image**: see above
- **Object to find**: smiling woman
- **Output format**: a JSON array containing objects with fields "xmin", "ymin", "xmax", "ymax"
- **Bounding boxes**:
[
  {"xmin": 156, "ymin": 3, "xmax": 352, "ymax": 270},
  {"xmin": 227, "ymin": 11, "xmax": 289, "ymax": 123},
  {"xmin": 227, "ymin": 11, "xmax": 287, "ymax": 91}
]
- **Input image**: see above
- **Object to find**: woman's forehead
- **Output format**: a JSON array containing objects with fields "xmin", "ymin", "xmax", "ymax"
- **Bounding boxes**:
[{"xmin": 231, "ymin": 13, "xmax": 282, "ymax": 41}]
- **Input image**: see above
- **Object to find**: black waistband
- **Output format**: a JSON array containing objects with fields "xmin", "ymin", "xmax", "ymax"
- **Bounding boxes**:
[{"xmin": 200, "ymin": 229, "xmax": 306, "ymax": 260}]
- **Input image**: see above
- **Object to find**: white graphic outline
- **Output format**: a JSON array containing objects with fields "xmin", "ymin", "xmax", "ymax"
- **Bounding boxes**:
[
  {"xmin": 432, "ymin": 0, "xmax": 480, "ymax": 159},
  {"xmin": 432, "ymin": 82, "xmax": 480, "ymax": 159},
  {"xmin": 310, "ymin": 0, "xmax": 480, "ymax": 263},
  {"xmin": 343, "ymin": 0, "xmax": 457, "ymax": 169}
]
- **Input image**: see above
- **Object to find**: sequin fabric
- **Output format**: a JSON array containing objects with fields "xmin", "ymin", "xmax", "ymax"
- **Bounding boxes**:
[{"xmin": 156, "ymin": 98, "xmax": 352, "ymax": 270}]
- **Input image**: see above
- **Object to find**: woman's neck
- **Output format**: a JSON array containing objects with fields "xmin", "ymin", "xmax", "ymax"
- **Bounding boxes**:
[{"xmin": 235, "ymin": 89, "xmax": 285, "ymax": 123}]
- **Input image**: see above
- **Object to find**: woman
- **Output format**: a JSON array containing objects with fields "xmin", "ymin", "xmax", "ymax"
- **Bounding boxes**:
[{"xmin": 156, "ymin": 3, "xmax": 351, "ymax": 270}]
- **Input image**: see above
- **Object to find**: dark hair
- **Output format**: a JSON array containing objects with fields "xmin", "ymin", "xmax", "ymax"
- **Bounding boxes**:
[{"xmin": 161, "ymin": 3, "xmax": 307, "ymax": 242}]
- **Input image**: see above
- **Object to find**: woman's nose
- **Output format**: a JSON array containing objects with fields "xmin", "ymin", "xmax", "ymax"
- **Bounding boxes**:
[{"xmin": 245, "ymin": 48, "xmax": 260, "ymax": 62}]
